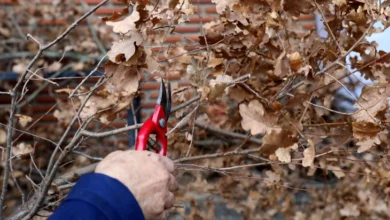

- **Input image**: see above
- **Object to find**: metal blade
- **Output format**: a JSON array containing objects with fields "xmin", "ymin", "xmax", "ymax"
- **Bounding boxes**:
[
  {"xmin": 157, "ymin": 79, "xmax": 167, "ymax": 107},
  {"xmin": 165, "ymin": 82, "xmax": 171, "ymax": 120},
  {"xmin": 156, "ymin": 79, "xmax": 171, "ymax": 120}
]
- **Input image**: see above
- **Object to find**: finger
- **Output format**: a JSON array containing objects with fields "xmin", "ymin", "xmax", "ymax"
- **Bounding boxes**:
[
  {"xmin": 159, "ymin": 156, "xmax": 175, "ymax": 173},
  {"xmin": 167, "ymin": 174, "xmax": 179, "ymax": 192},
  {"xmin": 149, "ymin": 153, "xmax": 174, "ymax": 173},
  {"xmin": 164, "ymin": 192, "xmax": 175, "ymax": 210},
  {"xmin": 154, "ymin": 211, "xmax": 167, "ymax": 220}
]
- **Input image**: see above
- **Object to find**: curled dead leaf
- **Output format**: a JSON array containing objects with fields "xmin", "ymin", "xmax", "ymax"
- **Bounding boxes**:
[
  {"xmin": 12, "ymin": 143, "xmax": 34, "ymax": 159},
  {"xmin": 15, "ymin": 114, "xmax": 32, "ymax": 127},
  {"xmin": 106, "ymin": 4, "xmax": 140, "ymax": 35},
  {"xmin": 275, "ymin": 147, "xmax": 291, "ymax": 163},
  {"xmin": 239, "ymin": 99, "xmax": 281, "ymax": 135},
  {"xmin": 0, "ymin": 129, "xmax": 6, "ymax": 144},
  {"xmin": 302, "ymin": 145, "xmax": 315, "ymax": 167},
  {"xmin": 288, "ymin": 52, "xmax": 302, "ymax": 72},
  {"xmin": 212, "ymin": 0, "xmax": 239, "ymax": 14},
  {"xmin": 352, "ymin": 121, "xmax": 383, "ymax": 153},
  {"xmin": 107, "ymin": 32, "xmax": 143, "ymax": 64},
  {"xmin": 353, "ymin": 85, "xmax": 390, "ymax": 123}
]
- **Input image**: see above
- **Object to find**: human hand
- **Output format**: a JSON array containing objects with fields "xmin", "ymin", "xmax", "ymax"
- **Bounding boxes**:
[{"xmin": 95, "ymin": 150, "xmax": 178, "ymax": 220}]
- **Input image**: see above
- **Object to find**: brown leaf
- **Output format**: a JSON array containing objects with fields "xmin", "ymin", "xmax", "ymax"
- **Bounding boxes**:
[
  {"xmin": 261, "ymin": 129, "xmax": 298, "ymax": 155},
  {"xmin": 15, "ymin": 114, "xmax": 32, "ymax": 127},
  {"xmin": 288, "ymin": 52, "xmax": 303, "ymax": 73},
  {"xmin": 302, "ymin": 141, "xmax": 315, "ymax": 167},
  {"xmin": 12, "ymin": 143, "xmax": 34, "ymax": 158},
  {"xmin": 274, "ymin": 51, "xmax": 290, "ymax": 78},
  {"xmin": 79, "ymin": 62, "xmax": 141, "ymax": 123},
  {"xmin": 352, "ymin": 121, "xmax": 384, "ymax": 140},
  {"xmin": 356, "ymin": 137, "xmax": 381, "ymax": 153},
  {"xmin": 275, "ymin": 147, "xmax": 291, "ymax": 163},
  {"xmin": 0, "ymin": 129, "xmax": 6, "ymax": 144},
  {"xmin": 106, "ymin": 6, "xmax": 140, "ymax": 34},
  {"xmin": 239, "ymin": 99, "xmax": 281, "ymax": 135},
  {"xmin": 107, "ymin": 33, "xmax": 143, "ymax": 64},
  {"xmin": 212, "ymin": 0, "xmax": 239, "ymax": 14},
  {"xmin": 353, "ymin": 85, "xmax": 390, "ymax": 122}
]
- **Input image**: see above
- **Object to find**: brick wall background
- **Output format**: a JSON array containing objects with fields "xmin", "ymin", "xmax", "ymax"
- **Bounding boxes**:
[{"xmin": 0, "ymin": 0, "xmax": 317, "ymax": 147}]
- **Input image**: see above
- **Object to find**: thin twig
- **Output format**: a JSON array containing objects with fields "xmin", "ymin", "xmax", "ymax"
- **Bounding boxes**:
[
  {"xmin": 194, "ymin": 121, "xmax": 263, "ymax": 145},
  {"xmin": 175, "ymin": 147, "xmax": 262, "ymax": 163},
  {"xmin": 323, "ymin": 72, "xmax": 379, "ymax": 122},
  {"xmin": 79, "ymin": 0, "xmax": 107, "ymax": 54},
  {"xmin": 314, "ymin": 0, "xmax": 343, "ymax": 53},
  {"xmin": 306, "ymin": 101, "xmax": 355, "ymax": 115},
  {"xmin": 72, "ymin": 150, "xmax": 103, "ymax": 161},
  {"xmin": 69, "ymin": 55, "xmax": 107, "ymax": 98}
]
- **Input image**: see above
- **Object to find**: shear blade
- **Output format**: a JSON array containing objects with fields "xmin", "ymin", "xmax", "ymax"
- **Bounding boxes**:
[{"xmin": 156, "ymin": 79, "xmax": 171, "ymax": 120}]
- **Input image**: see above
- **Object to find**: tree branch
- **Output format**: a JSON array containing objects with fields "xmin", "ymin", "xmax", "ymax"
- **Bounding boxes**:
[{"xmin": 194, "ymin": 121, "xmax": 263, "ymax": 145}]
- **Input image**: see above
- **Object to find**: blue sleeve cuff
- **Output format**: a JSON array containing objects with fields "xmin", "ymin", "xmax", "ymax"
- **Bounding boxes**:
[{"xmin": 51, "ymin": 173, "xmax": 145, "ymax": 220}]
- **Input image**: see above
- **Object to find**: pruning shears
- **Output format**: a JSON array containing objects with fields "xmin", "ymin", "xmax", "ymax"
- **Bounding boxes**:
[{"xmin": 135, "ymin": 79, "xmax": 171, "ymax": 156}]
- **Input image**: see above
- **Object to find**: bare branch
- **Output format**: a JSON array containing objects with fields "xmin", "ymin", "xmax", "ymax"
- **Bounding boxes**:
[
  {"xmin": 175, "ymin": 147, "xmax": 262, "ymax": 163},
  {"xmin": 194, "ymin": 121, "xmax": 263, "ymax": 145}
]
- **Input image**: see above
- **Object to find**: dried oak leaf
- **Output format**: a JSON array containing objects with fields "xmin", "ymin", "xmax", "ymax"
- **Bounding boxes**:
[
  {"xmin": 106, "ymin": 5, "xmax": 140, "ymax": 34},
  {"xmin": 239, "ymin": 99, "xmax": 281, "ymax": 135},
  {"xmin": 340, "ymin": 202, "xmax": 360, "ymax": 217},
  {"xmin": 53, "ymin": 97, "xmax": 80, "ymax": 126},
  {"xmin": 288, "ymin": 52, "xmax": 303, "ymax": 73},
  {"xmin": 352, "ymin": 121, "xmax": 384, "ymax": 153},
  {"xmin": 0, "ymin": 129, "xmax": 6, "ymax": 144},
  {"xmin": 208, "ymin": 75, "xmax": 232, "ymax": 101},
  {"xmin": 80, "ymin": 62, "xmax": 141, "ymax": 123},
  {"xmin": 107, "ymin": 32, "xmax": 143, "ymax": 64},
  {"xmin": 15, "ymin": 114, "xmax": 32, "ymax": 127},
  {"xmin": 212, "ymin": 0, "xmax": 239, "ymax": 14},
  {"xmin": 274, "ymin": 51, "xmax": 290, "ymax": 78},
  {"xmin": 353, "ymin": 85, "xmax": 390, "ymax": 122},
  {"xmin": 261, "ymin": 129, "xmax": 298, "ymax": 155},
  {"xmin": 12, "ymin": 142, "xmax": 33, "ymax": 159},
  {"xmin": 302, "ymin": 140, "xmax": 315, "ymax": 167},
  {"xmin": 275, "ymin": 143, "xmax": 298, "ymax": 163},
  {"xmin": 264, "ymin": 170, "xmax": 281, "ymax": 187}
]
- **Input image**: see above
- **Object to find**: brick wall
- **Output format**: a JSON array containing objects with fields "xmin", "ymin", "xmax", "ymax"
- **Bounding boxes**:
[{"xmin": 0, "ymin": 0, "xmax": 317, "ymax": 147}]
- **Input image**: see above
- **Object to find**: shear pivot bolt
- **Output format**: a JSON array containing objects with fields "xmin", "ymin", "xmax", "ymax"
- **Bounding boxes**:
[{"xmin": 159, "ymin": 118, "xmax": 166, "ymax": 128}]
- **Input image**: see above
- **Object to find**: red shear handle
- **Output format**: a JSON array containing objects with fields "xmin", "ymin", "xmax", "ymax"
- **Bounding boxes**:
[{"xmin": 135, "ymin": 105, "xmax": 168, "ymax": 156}]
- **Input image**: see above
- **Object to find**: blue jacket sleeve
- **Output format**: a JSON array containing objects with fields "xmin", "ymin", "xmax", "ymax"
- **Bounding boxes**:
[{"xmin": 49, "ymin": 173, "xmax": 145, "ymax": 220}]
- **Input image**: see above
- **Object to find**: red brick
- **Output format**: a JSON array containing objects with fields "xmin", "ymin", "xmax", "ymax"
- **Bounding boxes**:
[
  {"xmin": 23, "ymin": 105, "xmax": 53, "ymax": 113},
  {"xmin": 188, "ymin": 17, "xmax": 215, "ymax": 23},
  {"xmin": 193, "ymin": 0, "xmax": 212, "ymax": 3},
  {"xmin": 74, "ymin": 0, "xmax": 105, "ymax": 4},
  {"xmin": 178, "ymin": 82, "xmax": 191, "ymax": 87},
  {"xmin": 36, "ymin": 96, "xmax": 56, "ymax": 103},
  {"xmin": 151, "ymin": 47, "xmax": 166, "ymax": 53},
  {"xmin": 140, "ymin": 83, "xmax": 160, "ymax": 90},
  {"xmin": 39, "ymin": 115, "xmax": 57, "ymax": 122},
  {"xmin": 95, "ymin": 7, "xmax": 124, "ymax": 15},
  {"xmin": 141, "ymin": 102, "xmax": 158, "ymax": 108},
  {"xmin": 149, "ymin": 91, "xmax": 159, "ymax": 99},
  {"xmin": 184, "ymin": 36, "xmax": 200, "ymax": 42},
  {"xmin": 157, "ymin": 55, "xmax": 167, "ymax": 61},
  {"xmin": 40, "ymin": 19, "xmax": 67, "ymax": 25},
  {"xmin": 0, "ymin": 0, "xmax": 17, "ymax": 4},
  {"xmin": 299, "ymin": 14, "xmax": 315, "ymax": 21},
  {"xmin": 302, "ymin": 23, "xmax": 316, "ymax": 30},
  {"xmin": 205, "ymin": 7, "xmax": 217, "ymax": 14},
  {"xmin": 164, "ymin": 36, "xmax": 182, "ymax": 43},
  {"xmin": 167, "ymin": 73, "xmax": 181, "ymax": 80},
  {"xmin": 173, "ymin": 27, "xmax": 200, "ymax": 33},
  {"xmin": 184, "ymin": 45, "xmax": 202, "ymax": 51},
  {"xmin": 107, "ymin": 121, "xmax": 127, "ymax": 128}
]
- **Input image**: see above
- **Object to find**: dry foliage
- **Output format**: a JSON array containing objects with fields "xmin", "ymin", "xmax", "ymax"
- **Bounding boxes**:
[{"xmin": 0, "ymin": 0, "xmax": 390, "ymax": 219}]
